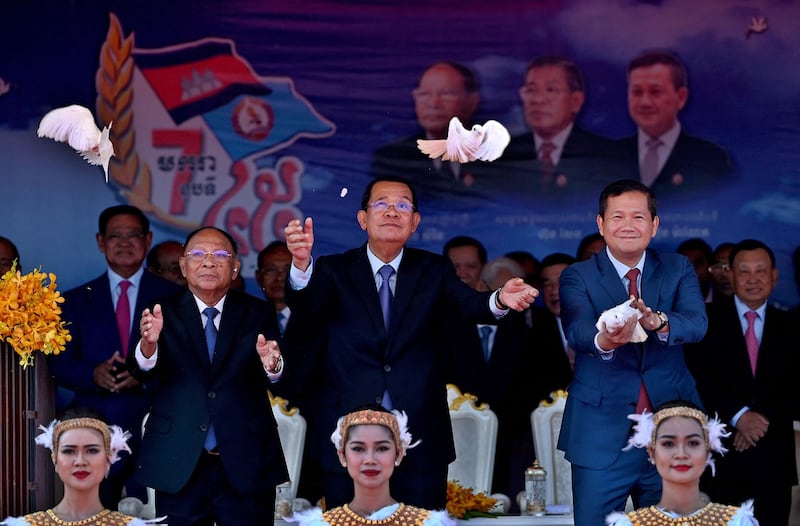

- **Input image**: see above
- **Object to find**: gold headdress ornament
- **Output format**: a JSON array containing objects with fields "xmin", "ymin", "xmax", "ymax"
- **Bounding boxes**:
[
  {"xmin": 623, "ymin": 403, "xmax": 730, "ymax": 475},
  {"xmin": 331, "ymin": 409, "xmax": 421, "ymax": 458},
  {"xmin": 35, "ymin": 417, "xmax": 132, "ymax": 464}
]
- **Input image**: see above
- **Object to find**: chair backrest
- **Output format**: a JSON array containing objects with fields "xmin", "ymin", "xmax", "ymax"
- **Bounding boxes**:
[
  {"xmin": 270, "ymin": 391, "xmax": 307, "ymax": 500},
  {"xmin": 531, "ymin": 390, "xmax": 571, "ymax": 508},
  {"xmin": 446, "ymin": 383, "xmax": 498, "ymax": 494}
]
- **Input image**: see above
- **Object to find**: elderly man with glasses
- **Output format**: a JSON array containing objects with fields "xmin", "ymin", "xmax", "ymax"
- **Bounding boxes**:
[
  {"xmin": 48, "ymin": 204, "xmax": 181, "ymax": 509},
  {"xmin": 128, "ymin": 226, "xmax": 287, "ymax": 525}
]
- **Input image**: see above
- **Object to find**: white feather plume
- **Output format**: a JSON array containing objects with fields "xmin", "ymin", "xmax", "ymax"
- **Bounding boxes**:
[
  {"xmin": 37, "ymin": 104, "xmax": 115, "ymax": 183},
  {"xmin": 596, "ymin": 298, "xmax": 647, "ymax": 342},
  {"xmin": 34, "ymin": 420, "xmax": 58, "ymax": 450},
  {"xmin": 417, "ymin": 116, "xmax": 510, "ymax": 163},
  {"xmin": 108, "ymin": 424, "xmax": 132, "ymax": 464},
  {"xmin": 391, "ymin": 409, "xmax": 421, "ymax": 456}
]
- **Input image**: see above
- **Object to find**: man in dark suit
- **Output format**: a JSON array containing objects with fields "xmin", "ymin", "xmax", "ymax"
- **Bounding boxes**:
[
  {"xmin": 128, "ymin": 226, "xmax": 288, "ymax": 525},
  {"xmin": 371, "ymin": 62, "xmax": 488, "ymax": 203},
  {"xmin": 620, "ymin": 50, "xmax": 732, "ymax": 198},
  {"xmin": 49, "ymin": 204, "xmax": 180, "ymax": 508},
  {"xmin": 283, "ymin": 176, "xmax": 538, "ymax": 509},
  {"xmin": 688, "ymin": 239, "xmax": 799, "ymax": 525},
  {"xmin": 499, "ymin": 55, "xmax": 617, "ymax": 202},
  {"xmin": 558, "ymin": 179, "xmax": 707, "ymax": 526}
]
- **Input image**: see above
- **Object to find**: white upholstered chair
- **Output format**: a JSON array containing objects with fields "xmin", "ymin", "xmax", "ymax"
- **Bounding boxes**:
[
  {"xmin": 531, "ymin": 389, "xmax": 572, "ymax": 510},
  {"xmin": 269, "ymin": 391, "xmax": 307, "ymax": 500},
  {"xmin": 446, "ymin": 384, "xmax": 498, "ymax": 495}
]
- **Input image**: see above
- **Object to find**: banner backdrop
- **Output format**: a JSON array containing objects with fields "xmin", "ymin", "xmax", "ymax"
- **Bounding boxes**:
[{"xmin": 1, "ymin": 0, "xmax": 798, "ymax": 308}]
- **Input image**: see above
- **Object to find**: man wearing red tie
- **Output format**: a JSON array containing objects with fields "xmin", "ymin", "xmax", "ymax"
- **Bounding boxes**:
[
  {"xmin": 558, "ymin": 179, "xmax": 707, "ymax": 526},
  {"xmin": 688, "ymin": 239, "xmax": 799, "ymax": 525}
]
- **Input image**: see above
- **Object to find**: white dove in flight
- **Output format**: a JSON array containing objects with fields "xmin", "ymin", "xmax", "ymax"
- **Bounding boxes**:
[
  {"xmin": 595, "ymin": 297, "xmax": 648, "ymax": 343},
  {"xmin": 417, "ymin": 116, "xmax": 510, "ymax": 163},
  {"xmin": 37, "ymin": 104, "xmax": 115, "ymax": 183},
  {"xmin": 746, "ymin": 16, "xmax": 768, "ymax": 39}
]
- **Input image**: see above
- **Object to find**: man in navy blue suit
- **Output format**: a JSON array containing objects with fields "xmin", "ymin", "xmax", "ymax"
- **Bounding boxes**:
[
  {"xmin": 49, "ymin": 205, "xmax": 180, "ymax": 508},
  {"xmin": 620, "ymin": 50, "xmax": 732, "ymax": 199},
  {"xmin": 557, "ymin": 179, "xmax": 707, "ymax": 525},
  {"xmin": 282, "ymin": 176, "xmax": 539, "ymax": 510}
]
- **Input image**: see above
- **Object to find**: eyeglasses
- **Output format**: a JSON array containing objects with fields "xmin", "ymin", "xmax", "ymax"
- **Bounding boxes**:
[
  {"xmin": 518, "ymin": 85, "xmax": 570, "ymax": 100},
  {"xmin": 366, "ymin": 200, "xmax": 416, "ymax": 214},
  {"xmin": 184, "ymin": 249, "xmax": 233, "ymax": 263},
  {"xmin": 411, "ymin": 88, "xmax": 465, "ymax": 103},
  {"xmin": 105, "ymin": 232, "xmax": 146, "ymax": 243},
  {"xmin": 708, "ymin": 263, "xmax": 730, "ymax": 273}
]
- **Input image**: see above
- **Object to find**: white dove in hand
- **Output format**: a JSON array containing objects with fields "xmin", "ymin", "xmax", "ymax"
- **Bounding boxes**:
[
  {"xmin": 596, "ymin": 298, "xmax": 648, "ymax": 343},
  {"xmin": 37, "ymin": 104, "xmax": 115, "ymax": 183},
  {"xmin": 417, "ymin": 116, "xmax": 510, "ymax": 163}
]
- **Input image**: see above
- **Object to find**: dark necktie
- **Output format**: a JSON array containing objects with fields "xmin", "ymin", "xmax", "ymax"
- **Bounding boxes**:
[
  {"xmin": 378, "ymin": 265, "xmax": 395, "ymax": 331},
  {"xmin": 203, "ymin": 307, "xmax": 219, "ymax": 451},
  {"xmin": 625, "ymin": 268, "xmax": 651, "ymax": 414},
  {"xmin": 116, "ymin": 280, "xmax": 132, "ymax": 355},
  {"xmin": 378, "ymin": 265, "xmax": 395, "ymax": 410},
  {"xmin": 640, "ymin": 138, "xmax": 662, "ymax": 187},
  {"xmin": 744, "ymin": 311, "xmax": 759, "ymax": 375},
  {"xmin": 203, "ymin": 307, "xmax": 219, "ymax": 361},
  {"xmin": 539, "ymin": 141, "xmax": 556, "ymax": 183},
  {"xmin": 276, "ymin": 311, "xmax": 286, "ymax": 336},
  {"xmin": 480, "ymin": 325, "xmax": 493, "ymax": 362}
]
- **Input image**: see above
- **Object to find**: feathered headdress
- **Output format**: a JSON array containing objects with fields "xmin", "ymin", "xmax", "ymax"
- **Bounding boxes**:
[
  {"xmin": 622, "ymin": 406, "xmax": 730, "ymax": 475},
  {"xmin": 331, "ymin": 408, "xmax": 421, "ymax": 458},
  {"xmin": 35, "ymin": 417, "xmax": 132, "ymax": 464}
]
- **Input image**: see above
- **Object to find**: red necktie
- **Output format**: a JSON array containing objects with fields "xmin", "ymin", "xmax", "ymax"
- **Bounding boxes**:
[
  {"xmin": 539, "ymin": 141, "xmax": 556, "ymax": 184},
  {"xmin": 625, "ymin": 268, "xmax": 651, "ymax": 414},
  {"xmin": 116, "ymin": 280, "xmax": 132, "ymax": 355},
  {"xmin": 744, "ymin": 311, "xmax": 759, "ymax": 375}
]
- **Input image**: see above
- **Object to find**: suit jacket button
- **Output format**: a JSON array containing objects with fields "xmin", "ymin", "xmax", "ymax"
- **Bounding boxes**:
[
  {"xmin": 208, "ymin": 392, "xmax": 216, "ymax": 398},
  {"xmin": 375, "ymin": 396, "xmax": 382, "ymax": 404},
  {"xmin": 200, "ymin": 424, "xmax": 208, "ymax": 432},
  {"xmin": 384, "ymin": 364, "xmax": 391, "ymax": 372}
]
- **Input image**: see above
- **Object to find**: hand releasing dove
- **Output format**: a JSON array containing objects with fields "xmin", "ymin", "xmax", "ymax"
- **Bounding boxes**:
[
  {"xmin": 417, "ymin": 116, "xmax": 510, "ymax": 163},
  {"xmin": 37, "ymin": 104, "xmax": 115, "ymax": 183},
  {"xmin": 596, "ymin": 298, "xmax": 648, "ymax": 343}
]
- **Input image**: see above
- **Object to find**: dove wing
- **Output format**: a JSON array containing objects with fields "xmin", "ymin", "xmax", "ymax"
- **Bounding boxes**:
[
  {"xmin": 417, "ymin": 138, "xmax": 448, "ymax": 160},
  {"xmin": 473, "ymin": 120, "xmax": 511, "ymax": 161},
  {"xmin": 37, "ymin": 105, "xmax": 101, "ymax": 152}
]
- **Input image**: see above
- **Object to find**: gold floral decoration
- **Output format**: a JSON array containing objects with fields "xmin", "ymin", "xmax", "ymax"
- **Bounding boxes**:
[
  {"xmin": 0, "ymin": 261, "xmax": 71, "ymax": 368},
  {"xmin": 446, "ymin": 480, "xmax": 498, "ymax": 520}
]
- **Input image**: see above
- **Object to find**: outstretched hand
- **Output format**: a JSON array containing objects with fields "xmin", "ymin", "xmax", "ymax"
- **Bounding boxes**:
[
  {"xmin": 498, "ymin": 277, "xmax": 538, "ymax": 311},
  {"xmin": 285, "ymin": 217, "xmax": 314, "ymax": 271},
  {"xmin": 139, "ymin": 304, "xmax": 163, "ymax": 358},
  {"xmin": 256, "ymin": 334, "xmax": 283, "ymax": 373}
]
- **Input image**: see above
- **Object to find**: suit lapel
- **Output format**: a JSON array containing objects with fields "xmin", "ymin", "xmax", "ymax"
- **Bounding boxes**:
[
  {"xmin": 213, "ymin": 293, "xmax": 248, "ymax": 375},
  {"xmin": 641, "ymin": 250, "xmax": 665, "ymax": 307},
  {"xmin": 391, "ymin": 248, "xmax": 424, "ymax": 338},
  {"xmin": 596, "ymin": 251, "xmax": 628, "ymax": 305},
  {"xmin": 176, "ymin": 291, "xmax": 211, "ymax": 368},
  {"xmin": 350, "ymin": 246, "xmax": 386, "ymax": 337}
]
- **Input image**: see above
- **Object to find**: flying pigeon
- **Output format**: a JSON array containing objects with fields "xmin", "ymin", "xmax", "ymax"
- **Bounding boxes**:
[
  {"xmin": 417, "ymin": 116, "xmax": 510, "ymax": 163},
  {"xmin": 595, "ymin": 297, "xmax": 648, "ymax": 343},
  {"xmin": 746, "ymin": 16, "xmax": 768, "ymax": 39},
  {"xmin": 37, "ymin": 104, "xmax": 115, "ymax": 182}
]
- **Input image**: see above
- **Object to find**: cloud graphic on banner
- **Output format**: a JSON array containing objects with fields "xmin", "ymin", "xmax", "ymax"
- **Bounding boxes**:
[
  {"xmin": 134, "ymin": 38, "xmax": 271, "ymax": 125},
  {"xmin": 202, "ymin": 78, "xmax": 335, "ymax": 160}
]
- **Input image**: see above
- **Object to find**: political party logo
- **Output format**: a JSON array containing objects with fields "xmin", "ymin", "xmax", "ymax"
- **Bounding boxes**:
[{"xmin": 94, "ymin": 14, "xmax": 334, "ymax": 266}]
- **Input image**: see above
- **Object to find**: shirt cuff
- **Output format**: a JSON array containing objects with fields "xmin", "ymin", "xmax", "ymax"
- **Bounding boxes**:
[
  {"xmin": 731, "ymin": 406, "xmax": 749, "ymax": 427},
  {"xmin": 135, "ymin": 341, "xmax": 158, "ymax": 371},
  {"xmin": 594, "ymin": 332, "xmax": 615, "ymax": 360},
  {"xmin": 289, "ymin": 258, "xmax": 313, "ymax": 290},
  {"xmin": 489, "ymin": 290, "xmax": 508, "ymax": 318},
  {"xmin": 265, "ymin": 358, "xmax": 284, "ymax": 383}
]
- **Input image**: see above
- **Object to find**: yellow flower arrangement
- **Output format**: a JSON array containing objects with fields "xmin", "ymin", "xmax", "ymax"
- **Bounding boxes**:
[
  {"xmin": 446, "ymin": 480, "xmax": 498, "ymax": 520},
  {"xmin": 0, "ymin": 261, "xmax": 71, "ymax": 368}
]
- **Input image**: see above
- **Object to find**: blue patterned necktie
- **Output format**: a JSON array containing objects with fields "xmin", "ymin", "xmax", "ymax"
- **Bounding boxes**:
[
  {"xmin": 378, "ymin": 265, "xmax": 395, "ymax": 331},
  {"xmin": 202, "ymin": 307, "xmax": 219, "ymax": 451},
  {"xmin": 480, "ymin": 325, "xmax": 493, "ymax": 361}
]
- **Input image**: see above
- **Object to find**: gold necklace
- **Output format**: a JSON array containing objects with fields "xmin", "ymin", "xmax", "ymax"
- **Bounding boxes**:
[{"xmin": 46, "ymin": 508, "xmax": 110, "ymax": 524}]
